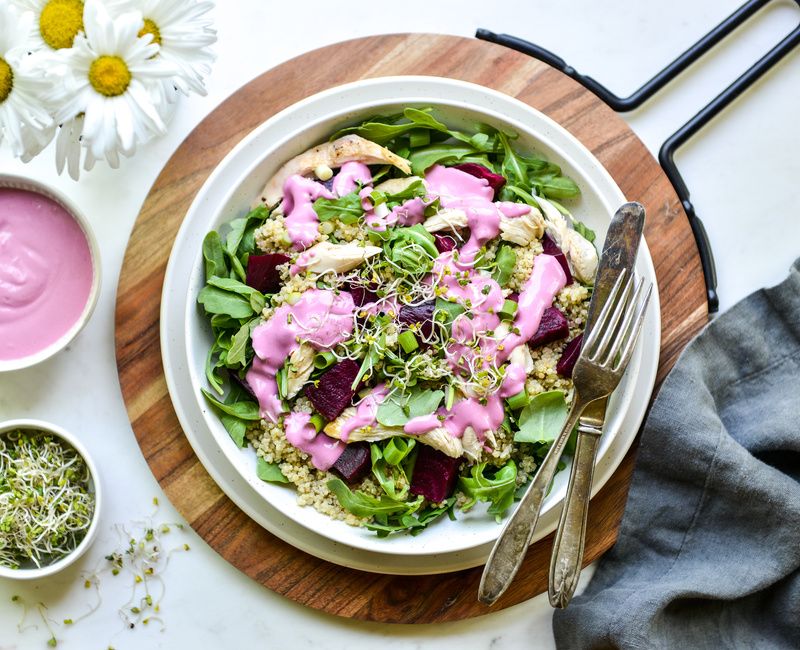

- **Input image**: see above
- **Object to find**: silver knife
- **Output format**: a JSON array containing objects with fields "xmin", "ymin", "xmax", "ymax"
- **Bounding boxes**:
[{"xmin": 548, "ymin": 202, "xmax": 646, "ymax": 608}]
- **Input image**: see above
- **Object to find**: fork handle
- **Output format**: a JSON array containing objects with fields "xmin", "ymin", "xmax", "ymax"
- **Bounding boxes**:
[
  {"xmin": 548, "ymin": 427, "xmax": 601, "ymax": 608},
  {"xmin": 478, "ymin": 403, "xmax": 584, "ymax": 605}
]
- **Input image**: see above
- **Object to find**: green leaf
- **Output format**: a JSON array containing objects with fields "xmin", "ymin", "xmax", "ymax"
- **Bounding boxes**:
[
  {"xmin": 327, "ymin": 478, "xmax": 422, "ymax": 518},
  {"xmin": 227, "ymin": 319, "xmax": 257, "ymax": 367},
  {"xmin": 225, "ymin": 217, "xmax": 249, "ymax": 256},
  {"xmin": 573, "ymin": 220, "xmax": 596, "ymax": 244},
  {"xmin": 409, "ymin": 143, "xmax": 478, "ymax": 175},
  {"xmin": 197, "ymin": 286, "xmax": 254, "ymax": 319},
  {"xmin": 206, "ymin": 276, "xmax": 260, "ymax": 298},
  {"xmin": 536, "ymin": 175, "xmax": 581, "ymax": 199},
  {"xmin": 203, "ymin": 231, "xmax": 227, "ymax": 281},
  {"xmin": 382, "ymin": 224, "xmax": 438, "ymax": 274},
  {"xmin": 313, "ymin": 191, "xmax": 364, "ymax": 224},
  {"xmin": 256, "ymin": 457, "xmax": 289, "ymax": 483},
  {"xmin": 221, "ymin": 414, "xmax": 246, "ymax": 447},
  {"xmin": 492, "ymin": 244, "xmax": 517, "ymax": 287},
  {"xmin": 459, "ymin": 461, "xmax": 518, "ymax": 520},
  {"xmin": 201, "ymin": 388, "xmax": 261, "ymax": 421},
  {"xmin": 515, "ymin": 390, "xmax": 568, "ymax": 444},
  {"xmin": 370, "ymin": 444, "xmax": 409, "ymax": 500},
  {"xmin": 497, "ymin": 132, "xmax": 528, "ymax": 188},
  {"xmin": 376, "ymin": 389, "xmax": 444, "ymax": 427}
]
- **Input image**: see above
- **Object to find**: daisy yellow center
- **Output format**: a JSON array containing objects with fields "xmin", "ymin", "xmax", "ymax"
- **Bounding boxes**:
[
  {"xmin": 0, "ymin": 58, "xmax": 12, "ymax": 104},
  {"xmin": 88, "ymin": 56, "xmax": 131, "ymax": 97},
  {"xmin": 39, "ymin": 0, "xmax": 84, "ymax": 50},
  {"xmin": 138, "ymin": 18, "xmax": 162, "ymax": 46}
]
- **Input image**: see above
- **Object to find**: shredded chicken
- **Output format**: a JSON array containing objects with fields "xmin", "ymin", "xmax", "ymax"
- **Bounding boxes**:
[
  {"xmin": 324, "ymin": 410, "xmax": 466, "ymax": 459},
  {"xmin": 293, "ymin": 241, "xmax": 381, "ymax": 275},
  {"xmin": 422, "ymin": 208, "xmax": 468, "ymax": 233},
  {"xmin": 285, "ymin": 343, "xmax": 315, "ymax": 398},
  {"xmin": 259, "ymin": 135, "xmax": 412, "ymax": 206},
  {"xmin": 537, "ymin": 196, "xmax": 598, "ymax": 284},
  {"xmin": 499, "ymin": 208, "xmax": 545, "ymax": 246}
]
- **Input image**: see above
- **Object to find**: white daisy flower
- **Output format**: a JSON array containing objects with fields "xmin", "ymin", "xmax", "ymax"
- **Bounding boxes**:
[
  {"xmin": 0, "ymin": 1, "xmax": 54, "ymax": 159},
  {"xmin": 109, "ymin": 0, "xmax": 216, "ymax": 96},
  {"xmin": 47, "ymin": 0, "xmax": 174, "ymax": 173},
  {"xmin": 11, "ymin": 0, "xmax": 85, "ymax": 52}
]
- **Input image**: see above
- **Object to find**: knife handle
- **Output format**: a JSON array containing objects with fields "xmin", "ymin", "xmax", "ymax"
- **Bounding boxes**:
[{"xmin": 548, "ymin": 427, "xmax": 601, "ymax": 608}]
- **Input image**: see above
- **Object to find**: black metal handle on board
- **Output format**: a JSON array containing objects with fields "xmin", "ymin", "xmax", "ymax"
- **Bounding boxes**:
[{"xmin": 478, "ymin": 0, "xmax": 800, "ymax": 313}]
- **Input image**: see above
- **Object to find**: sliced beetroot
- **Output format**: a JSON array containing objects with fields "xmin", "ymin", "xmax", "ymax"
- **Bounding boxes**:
[
  {"xmin": 346, "ymin": 283, "xmax": 379, "ymax": 307},
  {"xmin": 508, "ymin": 292, "xmax": 520, "ymax": 303},
  {"xmin": 557, "ymin": 333, "xmax": 583, "ymax": 377},
  {"xmin": 453, "ymin": 163, "xmax": 506, "ymax": 199},
  {"xmin": 398, "ymin": 300, "xmax": 435, "ymax": 339},
  {"xmin": 529, "ymin": 307, "xmax": 569, "ymax": 348},
  {"xmin": 330, "ymin": 442, "xmax": 371, "ymax": 484},
  {"xmin": 410, "ymin": 445, "xmax": 462, "ymax": 502},
  {"xmin": 304, "ymin": 359, "xmax": 361, "ymax": 421},
  {"xmin": 434, "ymin": 233, "xmax": 457, "ymax": 253},
  {"xmin": 246, "ymin": 253, "xmax": 290, "ymax": 294},
  {"xmin": 542, "ymin": 234, "xmax": 573, "ymax": 285}
]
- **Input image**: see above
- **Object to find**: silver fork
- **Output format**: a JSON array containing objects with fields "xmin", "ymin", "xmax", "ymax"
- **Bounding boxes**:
[{"xmin": 478, "ymin": 270, "xmax": 652, "ymax": 605}]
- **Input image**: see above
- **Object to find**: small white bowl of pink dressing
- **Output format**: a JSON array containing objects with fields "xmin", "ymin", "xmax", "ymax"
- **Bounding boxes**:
[{"xmin": 0, "ymin": 175, "xmax": 100, "ymax": 372}]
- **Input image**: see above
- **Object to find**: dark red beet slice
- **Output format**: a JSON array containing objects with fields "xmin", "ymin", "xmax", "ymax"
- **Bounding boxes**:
[
  {"xmin": 398, "ymin": 301, "xmax": 435, "ymax": 339},
  {"xmin": 410, "ymin": 445, "xmax": 462, "ymax": 502},
  {"xmin": 529, "ymin": 307, "xmax": 569, "ymax": 348},
  {"xmin": 304, "ymin": 359, "xmax": 361, "ymax": 421},
  {"xmin": 330, "ymin": 442, "xmax": 371, "ymax": 484},
  {"xmin": 345, "ymin": 283, "xmax": 379, "ymax": 307},
  {"xmin": 508, "ymin": 292, "xmax": 520, "ymax": 303},
  {"xmin": 453, "ymin": 163, "xmax": 506, "ymax": 199},
  {"xmin": 557, "ymin": 333, "xmax": 583, "ymax": 377},
  {"xmin": 434, "ymin": 233, "xmax": 457, "ymax": 253},
  {"xmin": 246, "ymin": 253, "xmax": 290, "ymax": 294},
  {"xmin": 542, "ymin": 234, "xmax": 573, "ymax": 285}
]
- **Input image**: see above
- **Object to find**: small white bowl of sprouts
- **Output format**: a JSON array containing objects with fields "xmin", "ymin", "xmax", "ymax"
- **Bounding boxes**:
[{"xmin": 0, "ymin": 419, "xmax": 101, "ymax": 580}]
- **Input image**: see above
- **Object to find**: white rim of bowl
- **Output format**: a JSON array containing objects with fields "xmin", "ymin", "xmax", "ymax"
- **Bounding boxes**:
[
  {"xmin": 0, "ymin": 175, "xmax": 102, "ymax": 373},
  {"xmin": 0, "ymin": 418, "xmax": 102, "ymax": 580}
]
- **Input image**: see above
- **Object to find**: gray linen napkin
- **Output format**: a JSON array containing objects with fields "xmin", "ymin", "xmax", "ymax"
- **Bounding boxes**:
[{"xmin": 552, "ymin": 258, "xmax": 800, "ymax": 650}]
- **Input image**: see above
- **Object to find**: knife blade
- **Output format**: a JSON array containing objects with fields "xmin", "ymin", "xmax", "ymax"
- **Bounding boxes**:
[{"xmin": 547, "ymin": 201, "xmax": 646, "ymax": 608}]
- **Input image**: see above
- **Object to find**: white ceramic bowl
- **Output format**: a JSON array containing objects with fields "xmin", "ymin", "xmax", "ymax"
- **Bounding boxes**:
[
  {"xmin": 0, "ymin": 175, "xmax": 101, "ymax": 373},
  {"xmin": 0, "ymin": 419, "xmax": 102, "ymax": 580},
  {"xmin": 162, "ymin": 76, "xmax": 661, "ymax": 565}
]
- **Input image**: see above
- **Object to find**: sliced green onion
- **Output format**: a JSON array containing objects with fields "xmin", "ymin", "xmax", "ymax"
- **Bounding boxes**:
[
  {"xmin": 310, "ymin": 414, "xmax": 326, "ymax": 433},
  {"xmin": 314, "ymin": 351, "xmax": 336, "ymax": 370},
  {"xmin": 499, "ymin": 299, "xmax": 518, "ymax": 321},
  {"xmin": 506, "ymin": 389, "xmax": 528, "ymax": 411},
  {"xmin": 398, "ymin": 330, "xmax": 419, "ymax": 354},
  {"xmin": 276, "ymin": 365, "xmax": 288, "ymax": 399},
  {"xmin": 492, "ymin": 244, "xmax": 516, "ymax": 287},
  {"xmin": 445, "ymin": 384, "xmax": 456, "ymax": 410}
]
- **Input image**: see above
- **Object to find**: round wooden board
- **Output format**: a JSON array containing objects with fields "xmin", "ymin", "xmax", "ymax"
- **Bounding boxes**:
[{"xmin": 115, "ymin": 34, "xmax": 708, "ymax": 623}]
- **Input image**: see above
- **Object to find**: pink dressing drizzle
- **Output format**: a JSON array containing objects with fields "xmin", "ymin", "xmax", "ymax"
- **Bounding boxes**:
[
  {"xmin": 423, "ymin": 165, "xmax": 530, "ymax": 263},
  {"xmin": 284, "ymin": 411, "xmax": 344, "ymax": 470},
  {"xmin": 404, "ymin": 364, "xmax": 526, "ymax": 441},
  {"xmin": 332, "ymin": 162, "xmax": 372, "ymax": 197},
  {"xmin": 247, "ymin": 289, "xmax": 355, "ymax": 422},
  {"xmin": 339, "ymin": 383, "xmax": 389, "ymax": 442},
  {"xmin": 282, "ymin": 175, "xmax": 334, "ymax": 249}
]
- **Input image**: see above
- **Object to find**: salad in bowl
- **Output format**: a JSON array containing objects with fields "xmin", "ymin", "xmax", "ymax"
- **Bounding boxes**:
[{"xmin": 197, "ymin": 107, "xmax": 598, "ymax": 537}]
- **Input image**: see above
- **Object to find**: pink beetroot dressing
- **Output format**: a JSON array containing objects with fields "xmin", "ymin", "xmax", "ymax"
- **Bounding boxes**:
[{"xmin": 0, "ymin": 188, "xmax": 93, "ymax": 361}]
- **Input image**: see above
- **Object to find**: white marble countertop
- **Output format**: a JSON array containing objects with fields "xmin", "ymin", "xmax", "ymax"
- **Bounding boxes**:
[{"xmin": 1, "ymin": 0, "xmax": 799, "ymax": 647}]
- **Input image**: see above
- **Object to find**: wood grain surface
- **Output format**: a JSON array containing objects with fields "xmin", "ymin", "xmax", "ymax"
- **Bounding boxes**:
[{"xmin": 115, "ymin": 34, "xmax": 708, "ymax": 623}]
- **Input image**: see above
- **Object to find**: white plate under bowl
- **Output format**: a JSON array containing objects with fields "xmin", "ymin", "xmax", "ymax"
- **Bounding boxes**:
[{"xmin": 161, "ymin": 76, "xmax": 660, "ymax": 574}]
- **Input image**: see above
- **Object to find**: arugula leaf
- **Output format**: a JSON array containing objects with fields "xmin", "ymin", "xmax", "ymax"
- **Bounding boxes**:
[
  {"xmin": 409, "ymin": 143, "xmax": 478, "ymax": 175},
  {"xmin": 535, "ymin": 175, "xmax": 581, "ymax": 199},
  {"xmin": 514, "ymin": 390, "xmax": 568, "ymax": 444},
  {"xmin": 376, "ymin": 389, "xmax": 444, "ymax": 427},
  {"xmin": 459, "ymin": 461, "xmax": 518, "ymax": 521},
  {"xmin": 327, "ymin": 478, "xmax": 422, "ymax": 518},
  {"xmin": 497, "ymin": 132, "xmax": 528, "ymax": 188},
  {"xmin": 226, "ymin": 317, "xmax": 259, "ymax": 367},
  {"xmin": 573, "ymin": 220, "xmax": 596, "ymax": 244},
  {"xmin": 221, "ymin": 414, "xmax": 246, "ymax": 447},
  {"xmin": 364, "ymin": 497, "xmax": 456, "ymax": 537},
  {"xmin": 203, "ymin": 232, "xmax": 227, "ymax": 281},
  {"xmin": 206, "ymin": 276, "xmax": 261, "ymax": 298},
  {"xmin": 256, "ymin": 457, "xmax": 289, "ymax": 483},
  {"xmin": 201, "ymin": 388, "xmax": 261, "ymax": 421},
  {"xmin": 313, "ymin": 191, "xmax": 364, "ymax": 224},
  {"xmin": 382, "ymin": 225, "xmax": 438, "ymax": 274},
  {"xmin": 197, "ymin": 286, "xmax": 255, "ymax": 319}
]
